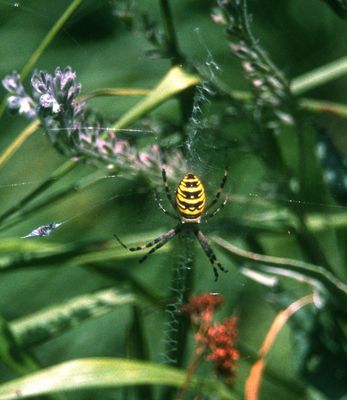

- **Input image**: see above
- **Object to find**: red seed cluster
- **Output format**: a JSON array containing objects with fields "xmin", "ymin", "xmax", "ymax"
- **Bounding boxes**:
[
  {"xmin": 183, "ymin": 293, "xmax": 239, "ymax": 384},
  {"xmin": 182, "ymin": 293, "xmax": 224, "ymax": 312},
  {"xmin": 204, "ymin": 317, "xmax": 239, "ymax": 383}
]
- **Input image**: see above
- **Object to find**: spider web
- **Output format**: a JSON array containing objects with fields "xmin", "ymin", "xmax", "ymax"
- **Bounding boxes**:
[{"xmin": 1, "ymin": 2, "xmax": 347, "ymax": 395}]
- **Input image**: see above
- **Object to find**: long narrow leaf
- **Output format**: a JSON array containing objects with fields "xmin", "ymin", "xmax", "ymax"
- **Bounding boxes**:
[
  {"xmin": 211, "ymin": 235, "xmax": 347, "ymax": 305},
  {"xmin": 0, "ymin": 316, "xmax": 38, "ymax": 376},
  {"xmin": 11, "ymin": 289, "xmax": 136, "ymax": 348},
  {"xmin": 0, "ymin": 358, "xmax": 236, "ymax": 400},
  {"xmin": 112, "ymin": 66, "xmax": 199, "ymax": 129}
]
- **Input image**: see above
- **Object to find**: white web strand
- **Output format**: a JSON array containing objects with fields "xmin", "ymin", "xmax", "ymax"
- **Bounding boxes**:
[
  {"xmin": 2, "ymin": 176, "xmax": 346, "ymax": 239},
  {"xmin": 185, "ymin": 29, "xmax": 222, "ymax": 168},
  {"xmin": 45, "ymin": 127, "xmax": 156, "ymax": 136},
  {"xmin": 15, "ymin": 175, "xmax": 142, "ymax": 239},
  {"xmin": 0, "ymin": 181, "xmax": 43, "ymax": 190}
]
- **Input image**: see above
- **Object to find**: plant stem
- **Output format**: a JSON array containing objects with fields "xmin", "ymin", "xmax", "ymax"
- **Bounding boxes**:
[
  {"xmin": 161, "ymin": 234, "xmax": 194, "ymax": 400},
  {"xmin": 164, "ymin": 235, "xmax": 194, "ymax": 367},
  {"xmin": 291, "ymin": 54, "xmax": 347, "ymax": 95},
  {"xmin": 78, "ymin": 88, "xmax": 149, "ymax": 102},
  {"xmin": 112, "ymin": 66, "xmax": 198, "ymax": 130},
  {"xmin": 298, "ymin": 98, "xmax": 347, "ymax": 117},
  {"xmin": 159, "ymin": 0, "xmax": 195, "ymax": 123},
  {"xmin": 211, "ymin": 235, "xmax": 347, "ymax": 305},
  {"xmin": 0, "ymin": 119, "xmax": 40, "ymax": 169},
  {"xmin": 159, "ymin": 0, "xmax": 182, "ymax": 65},
  {"xmin": 215, "ymin": 82, "xmax": 347, "ymax": 118}
]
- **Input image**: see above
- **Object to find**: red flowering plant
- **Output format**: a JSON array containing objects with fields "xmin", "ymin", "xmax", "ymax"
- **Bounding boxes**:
[{"xmin": 181, "ymin": 293, "xmax": 239, "ymax": 387}]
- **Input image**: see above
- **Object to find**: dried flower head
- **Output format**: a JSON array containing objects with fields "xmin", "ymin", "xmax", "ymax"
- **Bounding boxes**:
[
  {"xmin": 201, "ymin": 316, "xmax": 239, "ymax": 383},
  {"xmin": 183, "ymin": 293, "xmax": 239, "ymax": 384},
  {"xmin": 182, "ymin": 293, "xmax": 224, "ymax": 325}
]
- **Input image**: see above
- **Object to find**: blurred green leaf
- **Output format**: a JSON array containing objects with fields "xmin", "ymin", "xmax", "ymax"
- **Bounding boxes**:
[
  {"xmin": 0, "ymin": 358, "xmax": 236, "ymax": 400},
  {"xmin": 321, "ymin": 0, "xmax": 347, "ymax": 20},
  {"xmin": 315, "ymin": 128, "xmax": 347, "ymax": 205},
  {"xmin": 11, "ymin": 288, "xmax": 136, "ymax": 348},
  {"xmin": 0, "ymin": 316, "xmax": 38, "ymax": 375}
]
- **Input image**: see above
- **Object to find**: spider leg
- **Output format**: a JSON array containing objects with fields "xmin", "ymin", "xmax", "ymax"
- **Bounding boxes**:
[
  {"xmin": 114, "ymin": 232, "xmax": 168, "ymax": 251},
  {"xmin": 204, "ymin": 197, "xmax": 228, "ymax": 220},
  {"xmin": 195, "ymin": 230, "xmax": 228, "ymax": 281},
  {"xmin": 139, "ymin": 226, "xmax": 179, "ymax": 263},
  {"xmin": 205, "ymin": 168, "xmax": 228, "ymax": 212},
  {"xmin": 154, "ymin": 190, "xmax": 179, "ymax": 220},
  {"xmin": 114, "ymin": 226, "xmax": 180, "ymax": 262},
  {"xmin": 162, "ymin": 168, "xmax": 176, "ymax": 209}
]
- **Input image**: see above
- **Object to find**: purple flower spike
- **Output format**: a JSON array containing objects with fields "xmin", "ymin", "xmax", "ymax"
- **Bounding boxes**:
[
  {"xmin": 2, "ymin": 71, "xmax": 37, "ymax": 118},
  {"xmin": 2, "ymin": 65, "xmax": 187, "ymax": 177}
]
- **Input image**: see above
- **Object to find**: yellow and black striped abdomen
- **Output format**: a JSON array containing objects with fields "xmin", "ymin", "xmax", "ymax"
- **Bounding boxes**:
[{"xmin": 176, "ymin": 173, "xmax": 206, "ymax": 219}]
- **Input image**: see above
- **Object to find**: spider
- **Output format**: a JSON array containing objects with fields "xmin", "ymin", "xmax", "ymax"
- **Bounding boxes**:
[{"xmin": 114, "ymin": 168, "xmax": 228, "ymax": 281}]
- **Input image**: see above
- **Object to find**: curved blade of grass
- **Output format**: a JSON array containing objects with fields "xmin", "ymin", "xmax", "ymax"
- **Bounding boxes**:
[
  {"xmin": 0, "ymin": 358, "xmax": 236, "ymax": 400},
  {"xmin": 0, "ymin": 316, "xmax": 38, "ymax": 376},
  {"xmin": 0, "ymin": 120, "xmax": 40, "ymax": 169},
  {"xmin": 298, "ymin": 98, "xmax": 347, "ymax": 118},
  {"xmin": 0, "ymin": 239, "xmax": 114, "ymax": 271},
  {"xmin": 245, "ymin": 295, "xmax": 314, "ymax": 400},
  {"xmin": 112, "ymin": 66, "xmax": 199, "ymax": 130},
  {"xmin": 0, "ymin": 231, "xmax": 173, "ymax": 272},
  {"xmin": 0, "ymin": 317, "xmax": 65, "ymax": 400},
  {"xmin": 0, "ymin": 0, "xmax": 83, "ymax": 118},
  {"xmin": 11, "ymin": 288, "xmax": 136, "ymax": 348},
  {"xmin": 211, "ymin": 235, "xmax": 347, "ymax": 305}
]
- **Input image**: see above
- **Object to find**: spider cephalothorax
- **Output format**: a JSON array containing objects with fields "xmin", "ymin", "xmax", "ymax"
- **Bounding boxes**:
[{"xmin": 114, "ymin": 168, "xmax": 228, "ymax": 281}]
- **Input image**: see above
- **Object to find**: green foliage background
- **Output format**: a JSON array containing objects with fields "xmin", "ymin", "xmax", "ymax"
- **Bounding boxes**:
[{"xmin": 0, "ymin": 0, "xmax": 347, "ymax": 399}]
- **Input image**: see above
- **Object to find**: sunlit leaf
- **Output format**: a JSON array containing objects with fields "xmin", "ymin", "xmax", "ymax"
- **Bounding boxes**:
[
  {"xmin": 112, "ymin": 66, "xmax": 199, "ymax": 129},
  {"xmin": 0, "ymin": 358, "xmax": 236, "ymax": 400}
]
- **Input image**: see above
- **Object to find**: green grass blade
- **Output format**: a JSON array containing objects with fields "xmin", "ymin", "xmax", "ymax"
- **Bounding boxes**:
[
  {"xmin": 78, "ymin": 88, "xmax": 150, "ymax": 102},
  {"xmin": 11, "ymin": 289, "xmax": 136, "ymax": 348},
  {"xmin": 0, "ymin": 120, "xmax": 40, "ymax": 169},
  {"xmin": 212, "ymin": 235, "xmax": 347, "ymax": 305},
  {"xmin": 0, "ymin": 317, "xmax": 66, "ymax": 400},
  {"xmin": 112, "ymin": 66, "xmax": 199, "ymax": 130},
  {"xmin": 0, "ymin": 358, "xmax": 236, "ymax": 400},
  {"xmin": 0, "ymin": 316, "xmax": 38, "ymax": 376},
  {"xmin": 291, "ymin": 54, "xmax": 347, "ymax": 95},
  {"xmin": 0, "ymin": 236, "xmax": 160, "ymax": 272}
]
